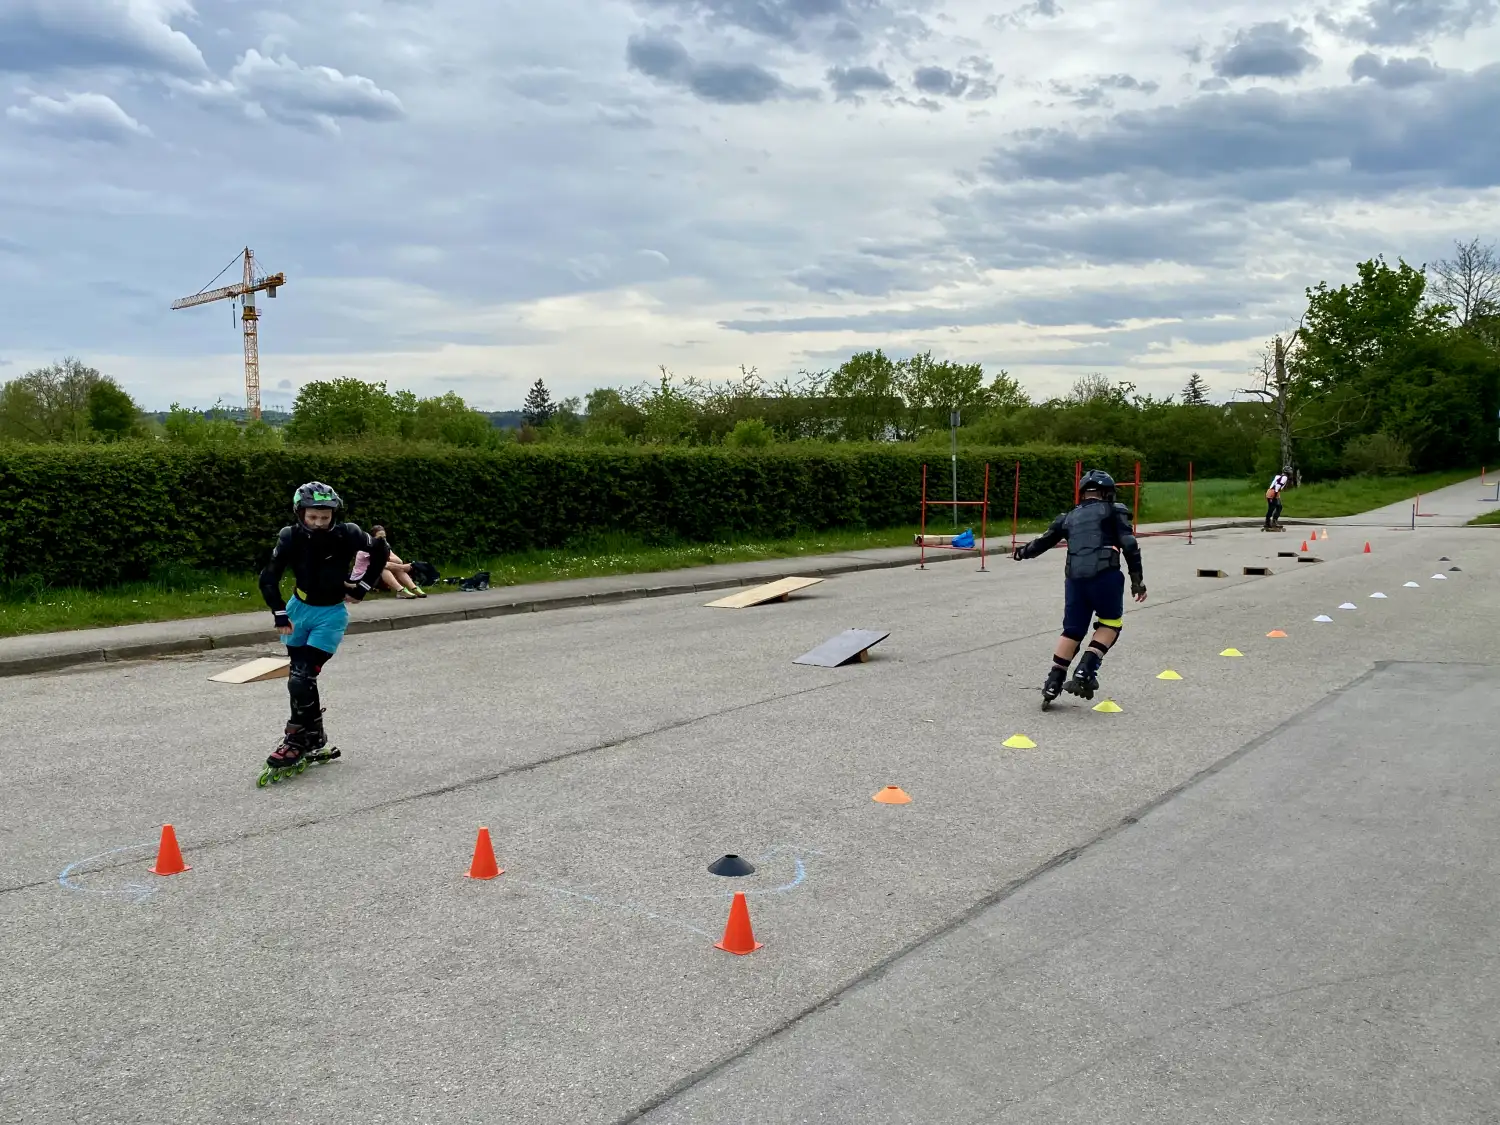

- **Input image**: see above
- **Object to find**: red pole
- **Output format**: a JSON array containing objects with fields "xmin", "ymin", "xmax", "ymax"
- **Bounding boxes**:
[
  {"xmin": 919, "ymin": 462, "xmax": 927, "ymax": 569},
  {"xmin": 1011, "ymin": 459, "xmax": 1020, "ymax": 555},
  {"xmin": 980, "ymin": 462, "xmax": 990, "ymax": 571},
  {"xmin": 1074, "ymin": 460, "xmax": 1081, "ymax": 506},
  {"xmin": 1187, "ymin": 461, "xmax": 1194, "ymax": 545},
  {"xmin": 1132, "ymin": 460, "xmax": 1141, "ymax": 531}
]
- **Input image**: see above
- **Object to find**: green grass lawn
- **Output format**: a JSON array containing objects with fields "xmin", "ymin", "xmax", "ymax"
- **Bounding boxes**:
[
  {"xmin": 0, "ymin": 519, "xmax": 1050, "ymax": 639},
  {"xmin": 1138, "ymin": 469, "xmax": 1480, "ymax": 524}
]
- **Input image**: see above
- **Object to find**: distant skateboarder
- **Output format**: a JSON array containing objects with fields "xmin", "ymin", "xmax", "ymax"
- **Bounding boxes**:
[
  {"xmin": 1013, "ymin": 469, "xmax": 1146, "ymax": 707},
  {"xmin": 1264, "ymin": 468, "xmax": 1290, "ymax": 530},
  {"xmin": 257, "ymin": 482, "xmax": 387, "ymax": 775}
]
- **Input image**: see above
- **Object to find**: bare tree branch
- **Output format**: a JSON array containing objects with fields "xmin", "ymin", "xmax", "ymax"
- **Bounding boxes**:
[{"xmin": 1430, "ymin": 237, "xmax": 1500, "ymax": 327}]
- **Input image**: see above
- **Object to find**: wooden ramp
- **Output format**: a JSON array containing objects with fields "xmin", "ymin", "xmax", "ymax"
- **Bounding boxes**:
[
  {"xmin": 704, "ymin": 575, "xmax": 823, "ymax": 609},
  {"xmin": 209, "ymin": 655, "xmax": 290, "ymax": 684},
  {"xmin": 793, "ymin": 628, "xmax": 890, "ymax": 667}
]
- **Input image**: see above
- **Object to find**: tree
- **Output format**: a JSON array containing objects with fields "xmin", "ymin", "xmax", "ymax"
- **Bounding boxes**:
[
  {"xmin": 824, "ymin": 349, "xmax": 904, "ymax": 440},
  {"xmin": 409, "ymin": 392, "xmax": 495, "ymax": 447},
  {"xmin": 87, "ymin": 380, "xmax": 142, "ymax": 441},
  {"xmin": 1430, "ymin": 237, "xmax": 1500, "ymax": 328},
  {"xmin": 984, "ymin": 369, "xmax": 1030, "ymax": 411},
  {"xmin": 1241, "ymin": 332, "xmax": 1305, "ymax": 477},
  {"xmin": 284, "ymin": 378, "xmax": 403, "ymax": 444},
  {"xmin": 1181, "ymin": 372, "xmax": 1210, "ymax": 406},
  {"xmin": 522, "ymin": 379, "xmax": 555, "ymax": 427},
  {"xmin": 0, "ymin": 357, "xmax": 128, "ymax": 442}
]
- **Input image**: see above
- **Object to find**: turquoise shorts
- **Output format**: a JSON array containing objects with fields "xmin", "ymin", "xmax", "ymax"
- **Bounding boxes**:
[{"xmin": 281, "ymin": 596, "xmax": 349, "ymax": 655}]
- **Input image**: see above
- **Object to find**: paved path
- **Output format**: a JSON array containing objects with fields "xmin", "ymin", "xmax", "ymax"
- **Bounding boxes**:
[
  {"xmin": 1324, "ymin": 473, "xmax": 1500, "ymax": 528},
  {"xmin": 2, "ymin": 521, "xmax": 1496, "ymax": 1123}
]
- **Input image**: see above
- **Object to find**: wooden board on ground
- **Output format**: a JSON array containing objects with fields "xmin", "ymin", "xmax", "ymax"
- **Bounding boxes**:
[
  {"xmin": 703, "ymin": 575, "xmax": 823, "ymax": 609},
  {"xmin": 209, "ymin": 655, "xmax": 291, "ymax": 684},
  {"xmin": 793, "ymin": 628, "xmax": 890, "ymax": 668}
]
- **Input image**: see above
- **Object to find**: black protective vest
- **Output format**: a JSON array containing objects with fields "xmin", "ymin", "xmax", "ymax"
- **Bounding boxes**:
[
  {"xmin": 1032, "ymin": 499, "xmax": 1142, "ymax": 580},
  {"xmin": 258, "ymin": 522, "xmax": 383, "ymax": 611}
]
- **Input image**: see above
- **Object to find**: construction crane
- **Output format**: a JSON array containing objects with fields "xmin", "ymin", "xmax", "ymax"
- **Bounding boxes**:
[{"xmin": 171, "ymin": 247, "xmax": 285, "ymax": 420}]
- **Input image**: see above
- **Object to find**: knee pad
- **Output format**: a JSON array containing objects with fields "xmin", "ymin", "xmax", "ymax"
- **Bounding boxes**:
[
  {"xmin": 1061, "ymin": 630, "xmax": 1087, "ymax": 643},
  {"xmin": 1090, "ymin": 619, "xmax": 1122, "ymax": 653},
  {"xmin": 288, "ymin": 658, "xmax": 322, "ymax": 711}
]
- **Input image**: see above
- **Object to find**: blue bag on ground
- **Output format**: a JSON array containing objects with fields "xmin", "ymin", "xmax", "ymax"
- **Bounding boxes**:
[{"xmin": 952, "ymin": 529, "xmax": 975, "ymax": 549}]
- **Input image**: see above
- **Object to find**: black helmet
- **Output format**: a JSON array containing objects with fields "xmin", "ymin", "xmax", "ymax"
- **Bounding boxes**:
[
  {"xmin": 1080, "ymin": 469, "xmax": 1116, "ymax": 497},
  {"xmin": 293, "ymin": 481, "xmax": 342, "ymax": 517}
]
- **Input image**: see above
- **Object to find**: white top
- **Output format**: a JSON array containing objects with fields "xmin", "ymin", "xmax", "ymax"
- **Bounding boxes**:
[{"xmin": 1268, "ymin": 473, "xmax": 1289, "ymax": 493}]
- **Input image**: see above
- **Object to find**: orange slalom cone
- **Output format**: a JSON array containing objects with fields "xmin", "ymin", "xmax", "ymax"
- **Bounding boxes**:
[
  {"xmin": 467, "ymin": 827, "xmax": 503, "ymax": 880},
  {"xmin": 1363, "ymin": 541, "xmax": 1372, "ymax": 553},
  {"xmin": 1300, "ymin": 540, "xmax": 1309, "ymax": 552},
  {"xmin": 715, "ymin": 891, "xmax": 762, "ymax": 955},
  {"xmin": 873, "ymin": 785, "xmax": 912, "ymax": 804},
  {"xmin": 149, "ymin": 824, "xmax": 190, "ymax": 876}
]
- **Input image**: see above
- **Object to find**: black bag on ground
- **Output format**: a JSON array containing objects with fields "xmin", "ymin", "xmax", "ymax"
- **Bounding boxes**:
[
  {"xmin": 459, "ymin": 570, "xmax": 491, "ymax": 592},
  {"xmin": 409, "ymin": 561, "xmax": 439, "ymax": 586}
]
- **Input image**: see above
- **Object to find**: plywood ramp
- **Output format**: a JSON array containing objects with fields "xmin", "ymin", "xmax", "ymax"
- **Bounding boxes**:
[
  {"xmin": 704, "ymin": 575, "xmax": 823, "ymax": 609},
  {"xmin": 209, "ymin": 655, "xmax": 291, "ymax": 684}
]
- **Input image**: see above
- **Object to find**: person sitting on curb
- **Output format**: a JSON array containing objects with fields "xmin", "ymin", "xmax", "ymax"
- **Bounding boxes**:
[
  {"xmin": 372, "ymin": 525, "xmax": 427, "ymax": 598},
  {"xmin": 351, "ymin": 526, "xmax": 427, "ymax": 599}
]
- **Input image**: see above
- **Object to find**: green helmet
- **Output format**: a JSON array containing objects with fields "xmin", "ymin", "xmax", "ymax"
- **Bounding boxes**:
[{"xmin": 293, "ymin": 481, "xmax": 342, "ymax": 516}]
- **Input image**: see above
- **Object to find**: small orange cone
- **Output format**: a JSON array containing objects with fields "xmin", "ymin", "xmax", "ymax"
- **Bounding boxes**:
[
  {"xmin": 714, "ymin": 891, "xmax": 762, "ymax": 954},
  {"xmin": 1363, "ymin": 541, "xmax": 1371, "ymax": 553},
  {"xmin": 1267, "ymin": 629, "xmax": 1287, "ymax": 638},
  {"xmin": 873, "ymin": 785, "xmax": 912, "ymax": 804},
  {"xmin": 1300, "ymin": 540, "xmax": 1309, "ymax": 552},
  {"xmin": 467, "ymin": 827, "xmax": 503, "ymax": 880},
  {"xmin": 149, "ymin": 824, "xmax": 190, "ymax": 876}
]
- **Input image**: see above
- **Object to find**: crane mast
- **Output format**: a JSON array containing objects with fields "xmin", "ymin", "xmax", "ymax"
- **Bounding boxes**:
[{"xmin": 171, "ymin": 248, "xmax": 284, "ymax": 420}]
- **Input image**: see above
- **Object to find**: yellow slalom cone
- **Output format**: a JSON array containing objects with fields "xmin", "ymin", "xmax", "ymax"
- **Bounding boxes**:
[
  {"xmin": 1157, "ymin": 670, "xmax": 1182, "ymax": 680},
  {"xmin": 1093, "ymin": 700, "xmax": 1123, "ymax": 713},
  {"xmin": 1220, "ymin": 648, "xmax": 1244, "ymax": 657},
  {"xmin": 1002, "ymin": 734, "xmax": 1036, "ymax": 749}
]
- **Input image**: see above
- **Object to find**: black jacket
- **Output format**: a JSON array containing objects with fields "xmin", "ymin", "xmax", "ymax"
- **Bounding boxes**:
[
  {"xmin": 259, "ymin": 522, "xmax": 389, "ymax": 620},
  {"xmin": 1019, "ymin": 499, "xmax": 1143, "ymax": 581}
]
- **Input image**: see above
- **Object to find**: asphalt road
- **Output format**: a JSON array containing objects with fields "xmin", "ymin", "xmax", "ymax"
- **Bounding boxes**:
[{"xmin": 1, "ymin": 521, "xmax": 1495, "ymax": 1124}]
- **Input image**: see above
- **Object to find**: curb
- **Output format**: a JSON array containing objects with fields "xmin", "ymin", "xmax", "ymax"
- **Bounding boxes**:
[{"xmin": 0, "ymin": 546, "xmax": 986, "ymax": 679}]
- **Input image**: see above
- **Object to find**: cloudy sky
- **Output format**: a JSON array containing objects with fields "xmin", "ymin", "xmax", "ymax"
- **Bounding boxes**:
[{"xmin": 1, "ymin": 0, "xmax": 1497, "ymax": 413}]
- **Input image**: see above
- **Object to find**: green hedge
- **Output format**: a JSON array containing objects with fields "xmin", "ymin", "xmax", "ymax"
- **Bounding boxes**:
[{"xmin": 0, "ymin": 442, "xmax": 1143, "ymax": 587}]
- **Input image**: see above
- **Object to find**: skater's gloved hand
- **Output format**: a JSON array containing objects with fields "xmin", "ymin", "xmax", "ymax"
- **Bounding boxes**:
[
  {"xmin": 1131, "ymin": 578, "xmax": 1147, "ymax": 602},
  {"xmin": 273, "ymin": 609, "xmax": 292, "ymax": 636},
  {"xmin": 343, "ymin": 579, "xmax": 371, "ymax": 604},
  {"xmin": 1012, "ymin": 543, "xmax": 1028, "ymax": 561}
]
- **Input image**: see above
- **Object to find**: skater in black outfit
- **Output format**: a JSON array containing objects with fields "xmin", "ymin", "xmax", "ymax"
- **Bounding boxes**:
[
  {"xmin": 257, "ymin": 482, "xmax": 387, "ymax": 776},
  {"xmin": 1013, "ymin": 469, "xmax": 1147, "ymax": 706}
]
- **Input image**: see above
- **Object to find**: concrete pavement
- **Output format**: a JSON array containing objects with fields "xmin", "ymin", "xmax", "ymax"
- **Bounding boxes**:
[{"xmin": 2, "ymin": 519, "xmax": 1497, "ymax": 1123}]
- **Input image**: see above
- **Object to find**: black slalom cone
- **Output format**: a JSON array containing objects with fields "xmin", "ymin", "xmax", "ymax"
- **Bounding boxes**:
[{"xmin": 708, "ymin": 854, "xmax": 756, "ymax": 877}]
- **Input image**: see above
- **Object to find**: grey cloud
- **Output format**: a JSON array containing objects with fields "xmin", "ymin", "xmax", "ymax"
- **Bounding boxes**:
[
  {"xmin": 913, "ymin": 64, "xmax": 998, "ymax": 101},
  {"xmin": 914, "ymin": 66, "xmax": 965, "ymax": 96},
  {"xmin": 1051, "ymin": 73, "xmax": 1160, "ymax": 106},
  {"xmin": 722, "ymin": 282, "xmax": 1277, "ymax": 346},
  {"xmin": 5, "ymin": 91, "xmax": 151, "ymax": 142},
  {"xmin": 987, "ymin": 0, "xmax": 1062, "ymax": 29},
  {"xmin": 988, "ymin": 62, "xmax": 1500, "ymax": 193},
  {"xmin": 0, "ymin": 0, "xmax": 207, "ymax": 76},
  {"xmin": 1321, "ymin": 0, "xmax": 1498, "ymax": 46},
  {"xmin": 627, "ymin": 33, "xmax": 798, "ymax": 103},
  {"xmin": 634, "ymin": 0, "xmax": 848, "ymax": 41},
  {"xmin": 226, "ymin": 50, "xmax": 404, "ymax": 130},
  {"xmin": 828, "ymin": 64, "xmax": 894, "ymax": 100},
  {"xmin": 1349, "ymin": 51, "xmax": 1447, "ymax": 85},
  {"xmin": 1214, "ymin": 22, "xmax": 1321, "ymax": 79}
]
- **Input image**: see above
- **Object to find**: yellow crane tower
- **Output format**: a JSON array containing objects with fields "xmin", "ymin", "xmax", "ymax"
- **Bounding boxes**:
[{"xmin": 171, "ymin": 247, "xmax": 285, "ymax": 420}]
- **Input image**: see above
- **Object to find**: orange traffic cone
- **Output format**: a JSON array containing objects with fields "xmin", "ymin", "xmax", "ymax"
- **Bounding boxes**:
[
  {"xmin": 1363, "ymin": 541, "xmax": 1371, "ymax": 553},
  {"xmin": 149, "ymin": 824, "xmax": 190, "ymax": 876},
  {"xmin": 467, "ymin": 827, "xmax": 503, "ymax": 880},
  {"xmin": 1300, "ymin": 540, "xmax": 1309, "ymax": 552},
  {"xmin": 714, "ymin": 892, "xmax": 763, "ymax": 955}
]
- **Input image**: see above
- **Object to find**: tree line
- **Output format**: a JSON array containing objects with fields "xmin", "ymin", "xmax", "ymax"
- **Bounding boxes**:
[{"xmin": 5, "ymin": 238, "xmax": 1497, "ymax": 482}]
